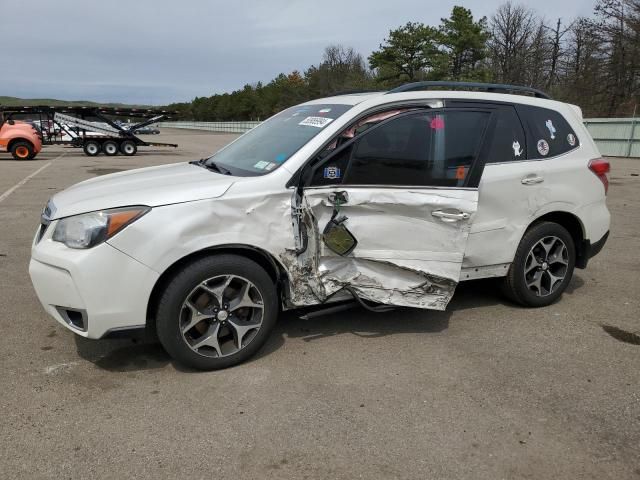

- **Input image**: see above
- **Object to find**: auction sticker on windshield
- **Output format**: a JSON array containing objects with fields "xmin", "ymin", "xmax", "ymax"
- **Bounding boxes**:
[{"xmin": 299, "ymin": 116, "xmax": 334, "ymax": 128}]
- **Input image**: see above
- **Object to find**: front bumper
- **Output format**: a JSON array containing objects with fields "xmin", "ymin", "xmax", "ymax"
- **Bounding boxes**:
[{"xmin": 29, "ymin": 223, "xmax": 159, "ymax": 339}]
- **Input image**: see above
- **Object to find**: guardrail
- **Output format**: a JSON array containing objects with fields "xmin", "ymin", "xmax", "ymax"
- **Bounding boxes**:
[{"xmin": 160, "ymin": 118, "xmax": 640, "ymax": 157}]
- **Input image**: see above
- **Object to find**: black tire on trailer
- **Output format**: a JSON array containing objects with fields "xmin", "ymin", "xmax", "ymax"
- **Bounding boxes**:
[
  {"xmin": 83, "ymin": 140, "xmax": 101, "ymax": 156},
  {"xmin": 10, "ymin": 141, "xmax": 35, "ymax": 160},
  {"xmin": 120, "ymin": 140, "xmax": 137, "ymax": 156},
  {"xmin": 102, "ymin": 140, "xmax": 119, "ymax": 156}
]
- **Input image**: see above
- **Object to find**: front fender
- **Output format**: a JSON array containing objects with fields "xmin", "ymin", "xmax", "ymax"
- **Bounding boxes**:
[{"xmin": 108, "ymin": 192, "xmax": 296, "ymax": 281}]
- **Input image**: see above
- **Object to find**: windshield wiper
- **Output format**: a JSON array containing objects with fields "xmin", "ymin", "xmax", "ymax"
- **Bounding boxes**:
[{"xmin": 190, "ymin": 158, "xmax": 231, "ymax": 175}]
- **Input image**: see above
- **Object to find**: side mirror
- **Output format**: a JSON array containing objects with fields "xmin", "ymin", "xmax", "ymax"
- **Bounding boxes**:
[{"xmin": 322, "ymin": 216, "xmax": 357, "ymax": 256}]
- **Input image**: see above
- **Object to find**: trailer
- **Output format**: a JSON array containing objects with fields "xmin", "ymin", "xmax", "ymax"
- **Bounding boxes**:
[{"xmin": 0, "ymin": 105, "xmax": 178, "ymax": 157}]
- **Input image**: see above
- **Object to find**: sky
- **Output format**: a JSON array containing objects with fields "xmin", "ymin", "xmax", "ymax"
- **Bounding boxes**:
[{"xmin": 3, "ymin": 0, "xmax": 596, "ymax": 105}]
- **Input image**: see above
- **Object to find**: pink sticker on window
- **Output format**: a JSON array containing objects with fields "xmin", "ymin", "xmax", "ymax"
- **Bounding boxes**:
[{"xmin": 430, "ymin": 117, "xmax": 445, "ymax": 130}]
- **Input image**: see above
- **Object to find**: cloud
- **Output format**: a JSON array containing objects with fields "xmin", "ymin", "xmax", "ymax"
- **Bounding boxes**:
[{"xmin": 3, "ymin": 0, "xmax": 595, "ymax": 104}]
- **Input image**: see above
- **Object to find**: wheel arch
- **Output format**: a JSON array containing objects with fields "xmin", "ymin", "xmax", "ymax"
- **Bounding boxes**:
[
  {"xmin": 7, "ymin": 137, "xmax": 34, "ymax": 152},
  {"xmin": 145, "ymin": 244, "xmax": 289, "ymax": 331},
  {"xmin": 527, "ymin": 210, "xmax": 588, "ymax": 268}
]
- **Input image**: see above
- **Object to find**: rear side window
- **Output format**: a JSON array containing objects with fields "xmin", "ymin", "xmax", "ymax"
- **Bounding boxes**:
[
  {"xmin": 516, "ymin": 105, "xmax": 580, "ymax": 159},
  {"xmin": 310, "ymin": 110, "xmax": 490, "ymax": 187},
  {"xmin": 486, "ymin": 106, "xmax": 527, "ymax": 162}
]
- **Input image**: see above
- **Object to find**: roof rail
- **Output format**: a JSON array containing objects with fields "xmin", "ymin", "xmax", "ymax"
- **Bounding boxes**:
[
  {"xmin": 386, "ymin": 81, "xmax": 551, "ymax": 99},
  {"xmin": 328, "ymin": 89, "xmax": 385, "ymax": 97}
]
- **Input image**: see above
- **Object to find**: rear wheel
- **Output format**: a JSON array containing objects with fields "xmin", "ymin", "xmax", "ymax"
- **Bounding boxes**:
[
  {"xmin": 102, "ymin": 140, "xmax": 119, "ymax": 156},
  {"xmin": 501, "ymin": 221, "xmax": 575, "ymax": 307},
  {"xmin": 156, "ymin": 255, "xmax": 278, "ymax": 370},
  {"xmin": 10, "ymin": 141, "xmax": 34, "ymax": 160},
  {"xmin": 83, "ymin": 141, "xmax": 101, "ymax": 156},
  {"xmin": 120, "ymin": 140, "xmax": 137, "ymax": 156}
]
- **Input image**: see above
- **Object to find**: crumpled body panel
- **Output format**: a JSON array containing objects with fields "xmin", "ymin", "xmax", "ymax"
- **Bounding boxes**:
[{"xmin": 286, "ymin": 187, "xmax": 478, "ymax": 310}]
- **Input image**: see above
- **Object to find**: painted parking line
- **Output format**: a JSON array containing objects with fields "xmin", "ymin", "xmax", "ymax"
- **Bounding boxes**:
[{"xmin": 0, "ymin": 153, "xmax": 65, "ymax": 204}]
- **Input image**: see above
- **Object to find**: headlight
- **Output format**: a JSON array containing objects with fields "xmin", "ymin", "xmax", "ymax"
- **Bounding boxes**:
[{"xmin": 52, "ymin": 206, "xmax": 150, "ymax": 249}]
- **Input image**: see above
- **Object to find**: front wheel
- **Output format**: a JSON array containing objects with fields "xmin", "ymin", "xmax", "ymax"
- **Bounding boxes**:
[
  {"xmin": 501, "ymin": 221, "xmax": 575, "ymax": 307},
  {"xmin": 156, "ymin": 255, "xmax": 278, "ymax": 370}
]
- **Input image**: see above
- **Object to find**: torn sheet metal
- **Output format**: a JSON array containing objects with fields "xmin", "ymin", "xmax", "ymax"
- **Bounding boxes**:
[
  {"xmin": 110, "ymin": 179, "xmax": 476, "ymax": 312},
  {"xmin": 287, "ymin": 187, "xmax": 478, "ymax": 311}
]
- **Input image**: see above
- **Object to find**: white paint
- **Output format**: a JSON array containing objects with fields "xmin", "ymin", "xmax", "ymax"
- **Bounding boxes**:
[
  {"xmin": 44, "ymin": 361, "xmax": 79, "ymax": 375},
  {"xmin": 0, "ymin": 162, "xmax": 52, "ymax": 204}
]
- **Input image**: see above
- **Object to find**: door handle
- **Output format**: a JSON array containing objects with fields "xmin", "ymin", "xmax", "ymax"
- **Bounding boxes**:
[
  {"xmin": 432, "ymin": 210, "xmax": 471, "ymax": 222},
  {"xmin": 521, "ymin": 175, "xmax": 544, "ymax": 185}
]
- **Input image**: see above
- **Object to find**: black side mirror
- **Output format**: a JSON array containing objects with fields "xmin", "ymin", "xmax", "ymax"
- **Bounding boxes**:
[{"xmin": 322, "ymin": 215, "xmax": 357, "ymax": 256}]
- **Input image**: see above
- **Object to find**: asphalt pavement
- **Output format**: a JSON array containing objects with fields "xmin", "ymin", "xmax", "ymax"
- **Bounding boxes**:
[{"xmin": 0, "ymin": 129, "xmax": 638, "ymax": 479}]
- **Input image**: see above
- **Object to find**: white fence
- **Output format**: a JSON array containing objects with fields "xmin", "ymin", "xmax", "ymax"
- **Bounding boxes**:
[
  {"xmin": 582, "ymin": 118, "xmax": 640, "ymax": 157},
  {"xmin": 160, "ymin": 118, "xmax": 640, "ymax": 157},
  {"xmin": 158, "ymin": 121, "xmax": 260, "ymax": 134}
]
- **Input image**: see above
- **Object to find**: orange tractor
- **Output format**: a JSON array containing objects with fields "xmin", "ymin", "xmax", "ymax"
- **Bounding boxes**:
[{"xmin": 0, "ymin": 114, "xmax": 43, "ymax": 160}]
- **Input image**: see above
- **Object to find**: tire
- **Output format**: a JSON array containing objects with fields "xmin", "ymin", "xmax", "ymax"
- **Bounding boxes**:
[
  {"xmin": 156, "ymin": 255, "xmax": 278, "ymax": 370},
  {"xmin": 102, "ymin": 140, "xmax": 119, "ymax": 156},
  {"xmin": 10, "ymin": 141, "xmax": 34, "ymax": 160},
  {"xmin": 83, "ymin": 141, "xmax": 101, "ymax": 156},
  {"xmin": 120, "ymin": 140, "xmax": 137, "ymax": 156},
  {"xmin": 501, "ymin": 221, "xmax": 576, "ymax": 307}
]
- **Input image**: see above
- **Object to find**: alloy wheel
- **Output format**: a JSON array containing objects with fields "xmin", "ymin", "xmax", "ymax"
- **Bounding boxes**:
[
  {"xmin": 179, "ymin": 275, "xmax": 264, "ymax": 358},
  {"xmin": 524, "ymin": 236, "xmax": 569, "ymax": 297}
]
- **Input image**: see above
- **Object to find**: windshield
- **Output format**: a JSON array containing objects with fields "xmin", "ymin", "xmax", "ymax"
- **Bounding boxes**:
[{"xmin": 205, "ymin": 103, "xmax": 352, "ymax": 176}]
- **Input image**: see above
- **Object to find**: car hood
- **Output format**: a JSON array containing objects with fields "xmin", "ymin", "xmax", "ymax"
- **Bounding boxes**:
[{"xmin": 49, "ymin": 162, "xmax": 234, "ymax": 219}]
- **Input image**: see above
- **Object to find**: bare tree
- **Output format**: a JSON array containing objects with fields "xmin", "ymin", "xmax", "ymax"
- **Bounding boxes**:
[
  {"xmin": 488, "ymin": 2, "xmax": 538, "ymax": 84},
  {"xmin": 545, "ymin": 18, "xmax": 574, "ymax": 89}
]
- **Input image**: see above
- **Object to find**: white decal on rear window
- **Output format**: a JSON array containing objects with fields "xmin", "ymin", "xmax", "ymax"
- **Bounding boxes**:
[
  {"xmin": 567, "ymin": 133, "xmax": 576, "ymax": 147},
  {"xmin": 512, "ymin": 140, "xmax": 523, "ymax": 157},
  {"xmin": 299, "ymin": 116, "xmax": 334, "ymax": 128},
  {"xmin": 545, "ymin": 119, "xmax": 556, "ymax": 139}
]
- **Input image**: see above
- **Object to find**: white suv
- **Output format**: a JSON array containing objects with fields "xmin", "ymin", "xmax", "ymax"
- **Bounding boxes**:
[{"xmin": 29, "ymin": 82, "xmax": 610, "ymax": 370}]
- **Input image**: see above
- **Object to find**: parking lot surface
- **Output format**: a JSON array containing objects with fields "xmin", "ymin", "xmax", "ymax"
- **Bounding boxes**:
[{"xmin": 0, "ymin": 129, "xmax": 638, "ymax": 479}]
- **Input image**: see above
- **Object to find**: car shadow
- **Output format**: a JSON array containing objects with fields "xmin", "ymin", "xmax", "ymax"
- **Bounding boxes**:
[
  {"xmin": 252, "ymin": 278, "xmax": 511, "ymax": 362},
  {"xmin": 74, "ymin": 278, "xmax": 522, "ymax": 373}
]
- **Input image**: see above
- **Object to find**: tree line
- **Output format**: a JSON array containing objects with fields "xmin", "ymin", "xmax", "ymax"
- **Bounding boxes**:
[{"xmin": 168, "ymin": 0, "xmax": 640, "ymax": 120}]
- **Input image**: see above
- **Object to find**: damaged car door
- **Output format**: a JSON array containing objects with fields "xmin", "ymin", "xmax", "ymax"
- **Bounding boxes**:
[{"xmin": 293, "ymin": 108, "xmax": 495, "ymax": 310}]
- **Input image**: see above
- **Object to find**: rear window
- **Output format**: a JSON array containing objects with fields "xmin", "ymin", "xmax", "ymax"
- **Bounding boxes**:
[
  {"xmin": 486, "ymin": 106, "xmax": 527, "ymax": 162},
  {"xmin": 516, "ymin": 105, "xmax": 579, "ymax": 159}
]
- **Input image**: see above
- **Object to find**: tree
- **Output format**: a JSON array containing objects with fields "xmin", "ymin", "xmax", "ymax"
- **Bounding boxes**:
[
  {"xmin": 488, "ymin": 3, "xmax": 538, "ymax": 84},
  {"xmin": 436, "ymin": 6, "xmax": 490, "ymax": 81},
  {"xmin": 544, "ymin": 18, "xmax": 574, "ymax": 90},
  {"xmin": 306, "ymin": 45, "xmax": 373, "ymax": 96},
  {"xmin": 368, "ymin": 22, "xmax": 439, "ymax": 85},
  {"xmin": 595, "ymin": 0, "xmax": 640, "ymax": 115}
]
